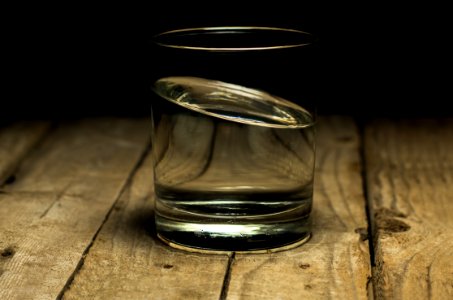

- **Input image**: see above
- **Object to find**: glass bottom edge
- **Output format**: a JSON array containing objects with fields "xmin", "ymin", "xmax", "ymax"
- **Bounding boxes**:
[{"xmin": 155, "ymin": 217, "xmax": 311, "ymax": 254}]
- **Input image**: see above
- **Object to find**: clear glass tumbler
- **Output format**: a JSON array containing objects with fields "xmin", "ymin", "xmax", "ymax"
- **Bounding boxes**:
[{"xmin": 151, "ymin": 27, "xmax": 317, "ymax": 253}]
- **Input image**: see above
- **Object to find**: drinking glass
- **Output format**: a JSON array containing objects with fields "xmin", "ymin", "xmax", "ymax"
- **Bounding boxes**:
[{"xmin": 151, "ymin": 27, "xmax": 317, "ymax": 253}]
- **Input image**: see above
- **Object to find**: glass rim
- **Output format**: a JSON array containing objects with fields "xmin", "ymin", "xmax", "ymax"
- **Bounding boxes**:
[{"xmin": 153, "ymin": 26, "xmax": 315, "ymax": 52}]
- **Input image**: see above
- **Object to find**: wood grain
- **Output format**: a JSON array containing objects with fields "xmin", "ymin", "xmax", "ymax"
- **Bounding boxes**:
[
  {"xmin": 226, "ymin": 116, "xmax": 372, "ymax": 299},
  {"xmin": 0, "ymin": 119, "xmax": 150, "ymax": 300},
  {"xmin": 0, "ymin": 122, "xmax": 50, "ymax": 184},
  {"xmin": 63, "ymin": 154, "xmax": 230, "ymax": 300},
  {"xmin": 365, "ymin": 119, "xmax": 453, "ymax": 299}
]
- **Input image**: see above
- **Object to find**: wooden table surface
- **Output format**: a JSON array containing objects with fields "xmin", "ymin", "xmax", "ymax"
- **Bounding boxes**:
[{"xmin": 0, "ymin": 116, "xmax": 452, "ymax": 300}]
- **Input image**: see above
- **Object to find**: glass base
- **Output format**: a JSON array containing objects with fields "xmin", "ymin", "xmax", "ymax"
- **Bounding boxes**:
[{"xmin": 155, "ymin": 216, "xmax": 311, "ymax": 254}]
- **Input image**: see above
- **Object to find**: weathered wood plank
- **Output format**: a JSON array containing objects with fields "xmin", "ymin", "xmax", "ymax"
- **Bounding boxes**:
[
  {"xmin": 0, "ymin": 119, "xmax": 150, "ymax": 300},
  {"xmin": 63, "ymin": 154, "xmax": 230, "ymax": 300},
  {"xmin": 226, "ymin": 116, "xmax": 372, "ymax": 299},
  {"xmin": 365, "ymin": 119, "xmax": 453, "ymax": 299},
  {"xmin": 0, "ymin": 122, "xmax": 50, "ymax": 184}
]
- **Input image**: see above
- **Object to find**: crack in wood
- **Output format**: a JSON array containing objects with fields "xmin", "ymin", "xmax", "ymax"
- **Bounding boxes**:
[
  {"xmin": 219, "ymin": 252, "xmax": 235, "ymax": 300},
  {"xmin": 358, "ymin": 117, "xmax": 377, "ymax": 300},
  {"xmin": 366, "ymin": 275, "xmax": 374, "ymax": 300},
  {"xmin": 56, "ymin": 139, "xmax": 152, "ymax": 300}
]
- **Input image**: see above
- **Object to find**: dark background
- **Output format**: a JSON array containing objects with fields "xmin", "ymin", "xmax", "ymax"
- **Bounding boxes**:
[{"xmin": 4, "ymin": 3, "xmax": 451, "ymax": 120}]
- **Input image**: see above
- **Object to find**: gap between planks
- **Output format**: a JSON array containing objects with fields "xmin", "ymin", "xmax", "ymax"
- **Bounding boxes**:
[
  {"xmin": 219, "ymin": 252, "xmax": 235, "ymax": 300},
  {"xmin": 57, "ymin": 140, "xmax": 152, "ymax": 299},
  {"xmin": 357, "ymin": 117, "xmax": 377, "ymax": 300}
]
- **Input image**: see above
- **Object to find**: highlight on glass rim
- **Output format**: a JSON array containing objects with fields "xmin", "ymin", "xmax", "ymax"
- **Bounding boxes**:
[{"xmin": 153, "ymin": 26, "xmax": 316, "ymax": 51}]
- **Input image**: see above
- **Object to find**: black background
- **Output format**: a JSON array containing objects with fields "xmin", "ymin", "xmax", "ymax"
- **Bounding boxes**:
[{"xmin": 3, "ymin": 3, "xmax": 451, "ymax": 120}]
